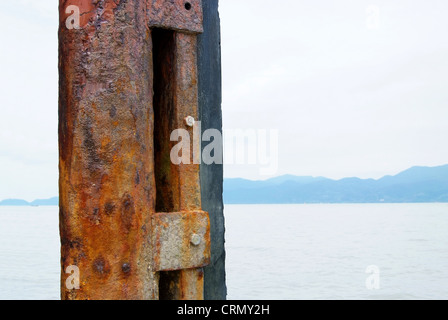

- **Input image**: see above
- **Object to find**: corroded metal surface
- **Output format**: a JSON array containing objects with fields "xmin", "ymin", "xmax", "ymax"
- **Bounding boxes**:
[
  {"xmin": 175, "ymin": 33, "xmax": 203, "ymax": 211},
  {"xmin": 159, "ymin": 268, "xmax": 205, "ymax": 300},
  {"xmin": 60, "ymin": 0, "xmax": 209, "ymax": 301},
  {"xmin": 148, "ymin": 0, "xmax": 203, "ymax": 33},
  {"xmin": 153, "ymin": 31, "xmax": 201, "ymax": 214},
  {"xmin": 152, "ymin": 211, "xmax": 210, "ymax": 272},
  {"xmin": 59, "ymin": 0, "xmax": 157, "ymax": 300},
  {"xmin": 167, "ymin": 32, "xmax": 205, "ymax": 300},
  {"xmin": 153, "ymin": 31, "xmax": 207, "ymax": 300}
]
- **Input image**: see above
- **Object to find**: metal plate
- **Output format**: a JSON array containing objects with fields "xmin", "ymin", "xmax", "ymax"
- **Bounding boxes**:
[
  {"xmin": 147, "ymin": 0, "xmax": 203, "ymax": 33},
  {"xmin": 152, "ymin": 210, "xmax": 210, "ymax": 272}
]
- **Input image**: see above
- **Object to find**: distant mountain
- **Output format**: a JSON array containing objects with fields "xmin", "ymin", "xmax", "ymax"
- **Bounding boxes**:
[
  {"xmin": 224, "ymin": 164, "xmax": 448, "ymax": 204},
  {"xmin": 0, "ymin": 197, "xmax": 59, "ymax": 206},
  {"xmin": 224, "ymin": 175, "xmax": 329, "ymax": 190},
  {"xmin": 30, "ymin": 197, "xmax": 59, "ymax": 206},
  {"xmin": 0, "ymin": 199, "xmax": 31, "ymax": 206},
  {"xmin": 2, "ymin": 165, "xmax": 448, "ymax": 206}
]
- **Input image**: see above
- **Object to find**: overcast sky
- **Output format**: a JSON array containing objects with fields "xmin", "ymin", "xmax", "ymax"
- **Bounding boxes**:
[{"xmin": 1, "ymin": 0, "xmax": 448, "ymax": 200}]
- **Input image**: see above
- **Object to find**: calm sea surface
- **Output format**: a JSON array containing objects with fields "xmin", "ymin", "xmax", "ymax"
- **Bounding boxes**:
[{"xmin": 0, "ymin": 204, "xmax": 447, "ymax": 300}]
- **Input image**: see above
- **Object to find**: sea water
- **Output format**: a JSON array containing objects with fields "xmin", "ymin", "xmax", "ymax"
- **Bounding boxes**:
[{"xmin": 0, "ymin": 204, "xmax": 447, "ymax": 300}]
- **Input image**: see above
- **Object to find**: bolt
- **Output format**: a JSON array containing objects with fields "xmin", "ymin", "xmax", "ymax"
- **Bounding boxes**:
[
  {"xmin": 190, "ymin": 234, "xmax": 201, "ymax": 246},
  {"xmin": 185, "ymin": 116, "xmax": 195, "ymax": 127},
  {"xmin": 122, "ymin": 263, "xmax": 131, "ymax": 274}
]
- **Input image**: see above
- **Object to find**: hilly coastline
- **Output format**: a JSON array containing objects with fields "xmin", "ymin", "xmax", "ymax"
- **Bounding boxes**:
[
  {"xmin": 0, "ymin": 197, "xmax": 59, "ymax": 206},
  {"xmin": 1, "ymin": 165, "xmax": 448, "ymax": 205},
  {"xmin": 224, "ymin": 164, "xmax": 448, "ymax": 204}
]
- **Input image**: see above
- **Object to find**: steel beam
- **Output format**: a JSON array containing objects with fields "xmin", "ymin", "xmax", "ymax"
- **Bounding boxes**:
[{"xmin": 59, "ymin": 0, "xmax": 211, "ymax": 300}]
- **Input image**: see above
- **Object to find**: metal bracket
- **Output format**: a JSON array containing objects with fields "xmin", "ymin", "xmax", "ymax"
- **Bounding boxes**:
[
  {"xmin": 152, "ymin": 210, "xmax": 210, "ymax": 272},
  {"xmin": 148, "ymin": 0, "xmax": 203, "ymax": 33}
]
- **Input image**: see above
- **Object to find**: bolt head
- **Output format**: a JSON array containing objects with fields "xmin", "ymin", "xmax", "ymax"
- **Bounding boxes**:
[
  {"xmin": 122, "ymin": 263, "xmax": 131, "ymax": 274},
  {"xmin": 185, "ymin": 116, "xmax": 195, "ymax": 127},
  {"xmin": 190, "ymin": 234, "xmax": 201, "ymax": 246}
]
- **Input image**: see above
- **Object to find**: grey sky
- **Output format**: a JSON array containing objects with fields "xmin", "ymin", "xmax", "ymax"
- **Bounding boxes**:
[
  {"xmin": 221, "ymin": 0, "xmax": 448, "ymax": 180},
  {"xmin": 1, "ymin": 0, "xmax": 448, "ymax": 200}
]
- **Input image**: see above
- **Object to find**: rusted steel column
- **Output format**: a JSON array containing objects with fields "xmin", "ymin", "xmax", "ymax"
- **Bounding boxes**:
[
  {"xmin": 59, "ymin": 0, "xmax": 213, "ymax": 301},
  {"xmin": 59, "ymin": 0, "xmax": 157, "ymax": 300}
]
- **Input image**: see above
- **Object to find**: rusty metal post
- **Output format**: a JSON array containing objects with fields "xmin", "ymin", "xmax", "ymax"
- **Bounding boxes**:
[
  {"xmin": 59, "ymin": 0, "xmax": 157, "ymax": 300},
  {"xmin": 59, "ymin": 0, "xmax": 214, "ymax": 300}
]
